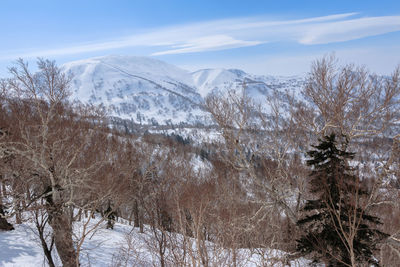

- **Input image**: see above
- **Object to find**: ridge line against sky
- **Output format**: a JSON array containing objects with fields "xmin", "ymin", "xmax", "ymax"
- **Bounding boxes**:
[{"xmin": 1, "ymin": 0, "xmax": 400, "ymax": 76}]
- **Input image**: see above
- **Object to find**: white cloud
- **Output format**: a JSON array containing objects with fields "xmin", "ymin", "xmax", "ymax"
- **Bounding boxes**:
[
  {"xmin": 299, "ymin": 16, "xmax": 400, "ymax": 44},
  {"xmin": 218, "ymin": 12, "xmax": 358, "ymax": 31},
  {"xmin": 1, "ymin": 12, "xmax": 400, "ymax": 59},
  {"xmin": 151, "ymin": 35, "xmax": 262, "ymax": 55}
]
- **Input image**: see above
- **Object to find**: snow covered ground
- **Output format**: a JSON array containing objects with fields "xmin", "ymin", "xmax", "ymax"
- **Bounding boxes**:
[
  {"xmin": 0, "ymin": 216, "xmax": 309, "ymax": 267},
  {"xmin": 0, "ymin": 217, "xmax": 150, "ymax": 267}
]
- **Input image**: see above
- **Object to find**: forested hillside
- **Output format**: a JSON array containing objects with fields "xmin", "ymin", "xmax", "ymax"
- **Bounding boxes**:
[{"xmin": 0, "ymin": 56, "xmax": 399, "ymax": 267}]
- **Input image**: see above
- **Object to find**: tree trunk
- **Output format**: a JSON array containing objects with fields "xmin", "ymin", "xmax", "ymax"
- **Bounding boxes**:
[
  {"xmin": 0, "ymin": 177, "xmax": 13, "ymax": 230},
  {"xmin": 1, "ymin": 180, "xmax": 6, "ymax": 198},
  {"xmin": 77, "ymin": 209, "xmax": 82, "ymax": 222},
  {"xmin": 38, "ymin": 229, "xmax": 56, "ymax": 267},
  {"xmin": 15, "ymin": 201, "xmax": 22, "ymax": 224},
  {"xmin": 48, "ymin": 208, "xmax": 77, "ymax": 267},
  {"xmin": 139, "ymin": 221, "xmax": 144, "ymax": 233},
  {"xmin": 133, "ymin": 200, "xmax": 140, "ymax": 228}
]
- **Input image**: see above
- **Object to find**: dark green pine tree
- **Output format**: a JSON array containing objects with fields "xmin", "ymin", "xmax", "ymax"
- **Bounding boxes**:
[{"xmin": 296, "ymin": 134, "xmax": 387, "ymax": 266}]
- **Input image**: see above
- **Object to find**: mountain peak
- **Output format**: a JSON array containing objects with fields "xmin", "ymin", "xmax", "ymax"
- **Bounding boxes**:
[
  {"xmin": 62, "ymin": 55, "xmax": 303, "ymax": 126},
  {"xmin": 63, "ymin": 55, "xmax": 192, "ymax": 85}
]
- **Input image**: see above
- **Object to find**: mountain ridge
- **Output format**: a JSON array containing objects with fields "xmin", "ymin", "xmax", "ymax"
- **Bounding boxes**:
[{"xmin": 63, "ymin": 55, "xmax": 304, "ymax": 126}]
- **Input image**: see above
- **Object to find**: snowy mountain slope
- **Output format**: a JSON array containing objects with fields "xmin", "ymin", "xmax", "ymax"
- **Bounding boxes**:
[
  {"xmin": 63, "ymin": 55, "xmax": 208, "ymax": 125},
  {"xmin": 63, "ymin": 55, "xmax": 305, "ymax": 125},
  {"xmin": 191, "ymin": 68, "xmax": 247, "ymax": 97},
  {"xmin": 192, "ymin": 68, "xmax": 304, "ymax": 103}
]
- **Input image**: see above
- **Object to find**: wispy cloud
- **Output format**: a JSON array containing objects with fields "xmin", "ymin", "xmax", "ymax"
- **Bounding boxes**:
[
  {"xmin": 299, "ymin": 16, "xmax": 400, "ymax": 44},
  {"xmin": 1, "ymin": 12, "xmax": 400, "ymax": 59},
  {"xmin": 152, "ymin": 35, "xmax": 262, "ymax": 55}
]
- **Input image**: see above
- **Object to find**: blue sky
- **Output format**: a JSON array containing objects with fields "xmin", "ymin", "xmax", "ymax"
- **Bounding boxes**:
[{"xmin": 0, "ymin": 0, "xmax": 399, "ymax": 76}]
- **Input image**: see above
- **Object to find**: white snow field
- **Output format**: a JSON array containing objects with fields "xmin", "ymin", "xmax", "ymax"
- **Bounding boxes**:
[{"xmin": 0, "ymin": 216, "xmax": 308, "ymax": 267}]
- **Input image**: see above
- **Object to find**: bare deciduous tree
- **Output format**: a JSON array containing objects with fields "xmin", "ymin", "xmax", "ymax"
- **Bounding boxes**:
[{"xmin": 0, "ymin": 59, "xmax": 121, "ymax": 267}]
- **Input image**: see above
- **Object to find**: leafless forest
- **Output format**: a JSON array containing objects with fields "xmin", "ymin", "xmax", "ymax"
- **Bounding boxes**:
[{"xmin": 0, "ymin": 56, "xmax": 399, "ymax": 266}]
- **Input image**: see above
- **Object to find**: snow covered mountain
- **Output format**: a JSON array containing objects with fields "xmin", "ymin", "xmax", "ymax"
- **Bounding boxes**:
[
  {"xmin": 191, "ymin": 68, "xmax": 304, "ymax": 105},
  {"xmin": 63, "ymin": 55, "xmax": 207, "ymax": 125},
  {"xmin": 63, "ymin": 55, "xmax": 304, "ymax": 125}
]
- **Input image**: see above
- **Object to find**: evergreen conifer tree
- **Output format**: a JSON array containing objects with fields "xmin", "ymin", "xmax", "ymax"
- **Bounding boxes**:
[{"xmin": 297, "ymin": 134, "xmax": 387, "ymax": 266}]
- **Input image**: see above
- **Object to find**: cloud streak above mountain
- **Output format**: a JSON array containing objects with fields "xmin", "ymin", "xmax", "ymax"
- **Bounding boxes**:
[
  {"xmin": 1, "ymin": 12, "xmax": 400, "ymax": 59},
  {"xmin": 298, "ymin": 16, "xmax": 400, "ymax": 44},
  {"xmin": 151, "ymin": 35, "xmax": 262, "ymax": 56}
]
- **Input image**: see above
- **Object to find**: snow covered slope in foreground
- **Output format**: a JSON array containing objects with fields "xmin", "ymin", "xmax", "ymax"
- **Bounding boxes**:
[
  {"xmin": 0, "ymin": 221, "xmax": 136, "ymax": 267},
  {"xmin": 0, "ymin": 219, "xmax": 308, "ymax": 267}
]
